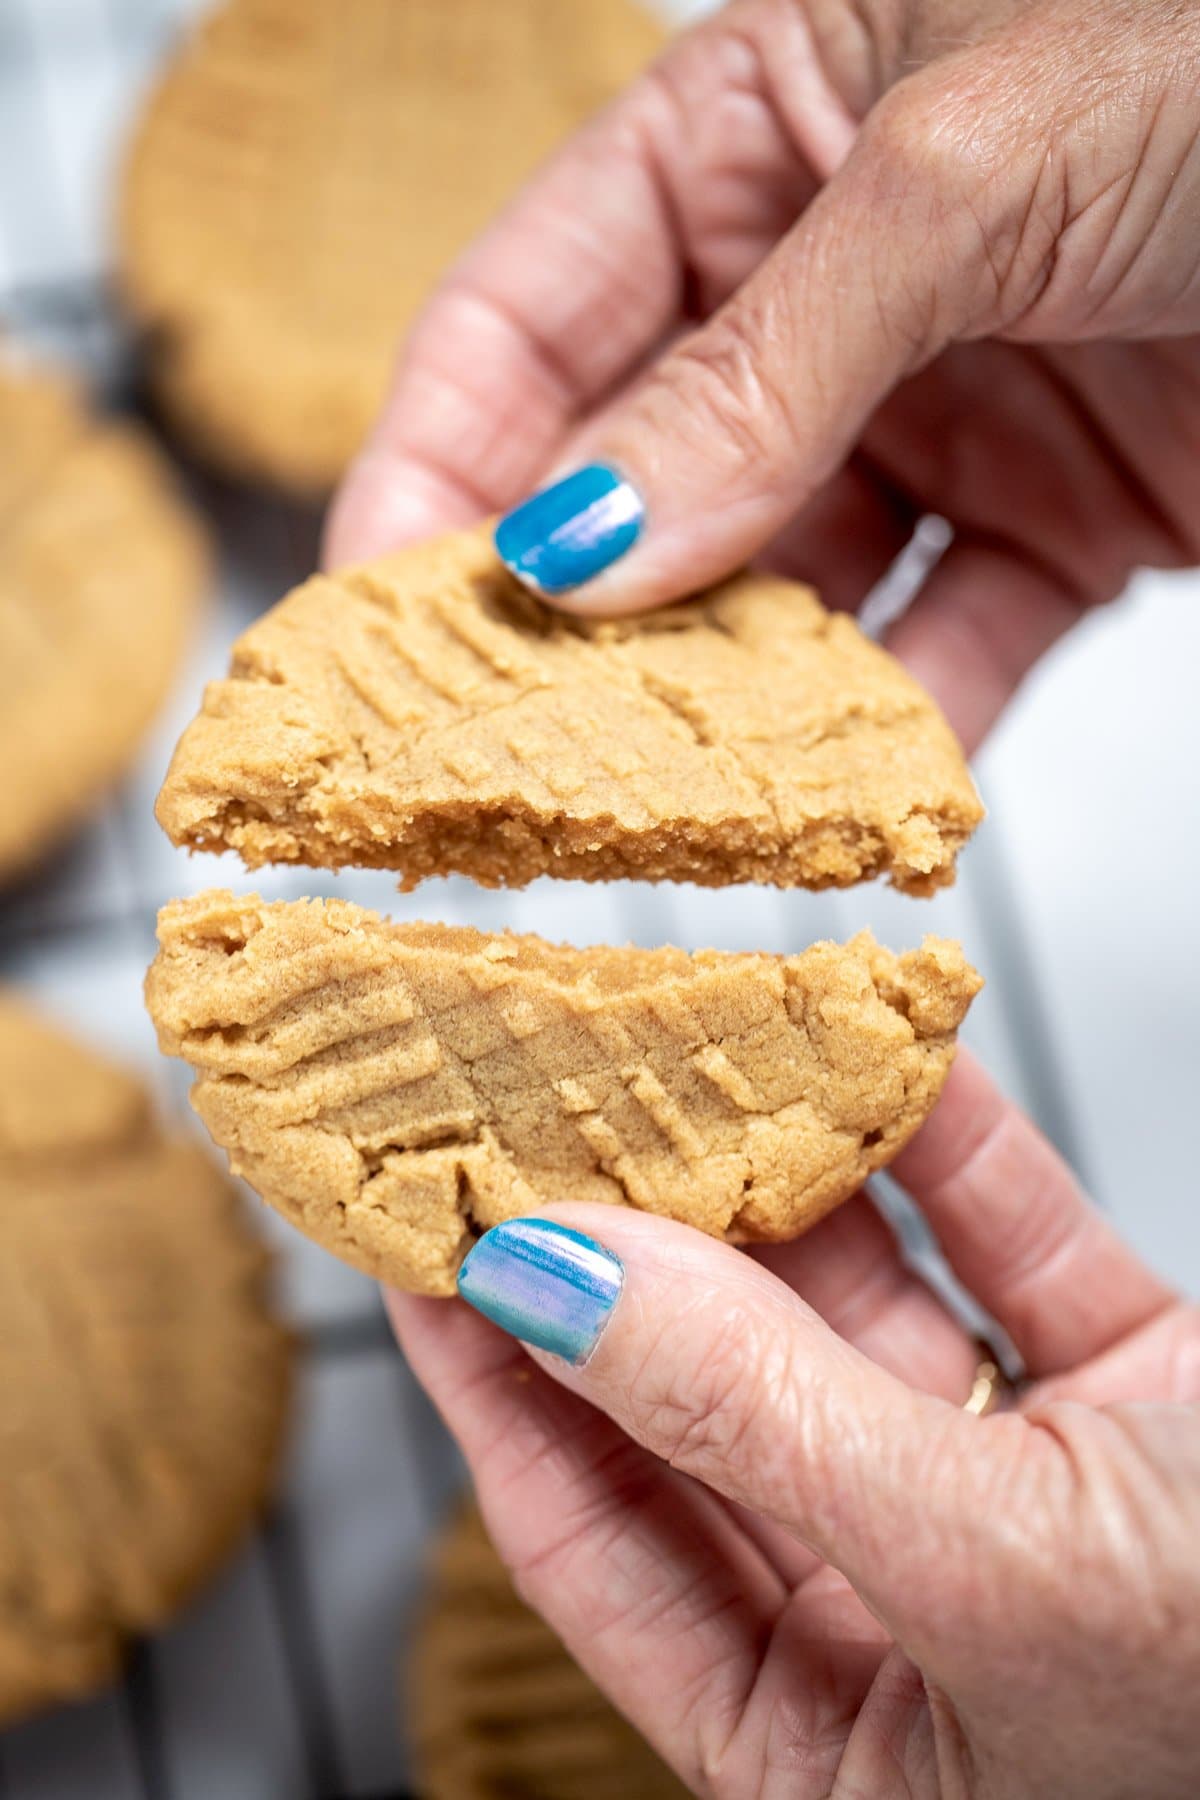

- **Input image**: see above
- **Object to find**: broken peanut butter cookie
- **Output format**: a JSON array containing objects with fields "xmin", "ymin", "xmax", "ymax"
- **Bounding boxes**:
[
  {"xmin": 146, "ymin": 890, "xmax": 981, "ymax": 1296},
  {"xmin": 156, "ymin": 527, "xmax": 982, "ymax": 894}
]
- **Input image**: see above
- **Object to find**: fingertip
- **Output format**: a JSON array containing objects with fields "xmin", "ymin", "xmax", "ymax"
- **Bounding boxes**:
[
  {"xmin": 321, "ymin": 456, "xmax": 386, "ymax": 571},
  {"xmin": 456, "ymin": 1214, "xmax": 626, "ymax": 1367},
  {"xmin": 885, "ymin": 611, "xmax": 994, "ymax": 757},
  {"xmin": 322, "ymin": 448, "xmax": 484, "ymax": 571},
  {"xmin": 889, "ymin": 1046, "xmax": 1002, "ymax": 1195},
  {"xmin": 383, "ymin": 1284, "xmax": 468, "ymax": 1364},
  {"xmin": 523, "ymin": 564, "xmax": 672, "ymax": 620},
  {"xmin": 382, "ymin": 1285, "xmax": 442, "ymax": 1338},
  {"xmin": 385, "ymin": 1279, "xmax": 534, "ymax": 1424},
  {"xmin": 536, "ymin": 1202, "xmax": 792, "ymax": 1325},
  {"xmin": 500, "ymin": 473, "xmax": 799, "ymax": 618},
  {"xmin": 492, "ymin": 462, "xmax": 645, "ymax": 605},
  {"xmin": 540, "ymin": 1200, "xmax": 741, "ymax": 1269}
]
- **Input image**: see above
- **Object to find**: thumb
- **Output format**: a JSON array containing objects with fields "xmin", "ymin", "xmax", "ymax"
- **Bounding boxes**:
[
  {"xmin": 494, "ymin": 66, "xmax": 1028, "ymax": 615},
  {"xmin": 455, "ymin": 1205, "xmax": 991, "ymax": 1631}
]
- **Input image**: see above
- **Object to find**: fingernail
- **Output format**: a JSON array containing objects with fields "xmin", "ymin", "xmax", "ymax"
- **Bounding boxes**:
[
  {"xmin": 457, "ymin": 1217, "xmax": 623, "ymax": 1365},
  {"xmin": 494, "ymin": 464, "xmax": 644, "ymax": 596}
]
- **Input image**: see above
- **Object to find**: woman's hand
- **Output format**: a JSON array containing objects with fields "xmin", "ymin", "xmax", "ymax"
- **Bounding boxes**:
[
  {"xmin": 328, "ymin": 0, "xmax": 1200, "ymax": 751},
  {"xmin": 389, "ymin": 1051, "xmax": 1200, "ymax": 1798},
  {"xmin": 328, "ymin": 8, "xmax": 1200, "ymax": 1788}
]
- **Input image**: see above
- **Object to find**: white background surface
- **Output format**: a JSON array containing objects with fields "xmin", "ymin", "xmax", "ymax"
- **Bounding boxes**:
[{"xmin": 0, "ymin": 0, "xmax": 1197, "ymax": 1796}]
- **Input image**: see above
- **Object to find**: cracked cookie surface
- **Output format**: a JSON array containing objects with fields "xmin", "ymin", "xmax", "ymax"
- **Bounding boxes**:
[
  {"xmin": 0, "ymin": 354, "xmax": 207, "ymax": 883},
  {"xmin": 0, "ymin": 993, "xmax": 291, "ymax": 1725},
  {"xmin": 119, "ymin": 0, "xmax": 662, "ymax": 495},
  {"xmin": 146, "ymin": 890, "xmax": 981, "ymax": 1296},
  {"xmin": 156, "ymin": 527, "xmax": 983, "ymax": 893}
]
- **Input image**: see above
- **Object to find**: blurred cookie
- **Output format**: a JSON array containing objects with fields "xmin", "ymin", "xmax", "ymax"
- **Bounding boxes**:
[
  {"xmin": 146, "ymin": 889, "xmax": 980, "ymax": 1296},
  {"xmin": 119, "ymin": 0, "xmax": 662, "ymax": 496},
  {"xmin": 411, "ymin": 1503, "xmax": 687, "ymax": 1799},
  {"xmin": 154, "ymin": 527, "xmax": 983, "ymax": 894},
  {"xmin": 0, "ymin": 353, "xmax": 207, "ymax": 884},
  {"xmin": 0, "ymin": 993, "xmax": 292, "ymax": 1726}
]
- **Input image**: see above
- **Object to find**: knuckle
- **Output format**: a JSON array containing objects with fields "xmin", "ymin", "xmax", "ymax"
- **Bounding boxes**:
[
  {"xmin": 858, "ymin": 73, "xmax": 987, "ymax": 199},
  {"xmin": 645, "ymin": 307, "xmax": 803, "ymax": 474},
  {"xmin": 1018, "ymin": 1399, "xmax": 1200, "ymax": 1663},
  {"xmin": 891, "ymin": 1415, "xmax": 1067, "ymax": 1654},
  {"xmin": 854, "ymin": 56, "xmax": 1068, "ymax": 330},
  {"xmin": 1162, "ymin": 1304, "xmax": 1200, "ymax": 1403},
  {"xmin": 625, "ymin": 1294, "xmax": 779, "ymax": 1486}
]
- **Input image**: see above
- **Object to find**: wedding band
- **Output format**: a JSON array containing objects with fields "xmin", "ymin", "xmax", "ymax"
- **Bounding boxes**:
[{"xmin": 963, "ymin": 1352, "xmax": 1010, "ymax": 1417}]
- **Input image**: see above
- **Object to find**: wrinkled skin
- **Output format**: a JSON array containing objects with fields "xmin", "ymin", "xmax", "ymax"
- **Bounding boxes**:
[
  {"xmin": 329, "ymin": 0, "xmax": 1200, "ymax": 752},
  {"xmin": 328, "ymin": 1, "xmax": 1200, "ymax": 1793},
  {"xmin": 389, "ymin": 1056, "xmax": 1200, "ymax": 1799}
]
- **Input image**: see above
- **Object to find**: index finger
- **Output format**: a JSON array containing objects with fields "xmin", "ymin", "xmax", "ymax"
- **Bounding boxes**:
[
  {"xmin": 323, "ymin": 69, "xmax": 680, "ymax": 567},
  {"xmin": 324, "ymin": 6, "xmax": 824, "ymax": 568}
]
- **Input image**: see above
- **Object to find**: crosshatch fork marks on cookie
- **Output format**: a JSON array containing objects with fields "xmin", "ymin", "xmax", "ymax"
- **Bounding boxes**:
[
  {"xmin": 154, "ymin": 526, "xmax": 984, "ymax": 895},
  {"xmin": 145, "ymin": 889, "xmax": 982, "ymax": 1297}
]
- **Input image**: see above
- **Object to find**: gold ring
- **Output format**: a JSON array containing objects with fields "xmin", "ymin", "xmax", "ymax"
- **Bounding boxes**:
[{"xmin": 963, "ymin": 1350, "xmax": 1015, "ymax": 1417}]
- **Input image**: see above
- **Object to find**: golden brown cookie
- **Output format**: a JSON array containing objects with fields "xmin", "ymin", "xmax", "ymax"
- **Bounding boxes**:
[
  {"xmin": 0, "ymin": 993, "xmax": 292, "ymax": 1726},
  {"xmin": 411, "ymin": 1503, "xmax": 688, "ymax": 1800},
  {"xmin": 145, "ymin": 888, "xmax": 980, "ymax": 1296},
  {"xmin": 0, "ymin": 353, "xmax": 208, "ymax": 884},
  {"xmin": 119, "ymin": 0, "xmax": 663, "ymax": 495},
  {"xmin": 155, "ymin": 527, "xmax": 983, "ymax": 894}
]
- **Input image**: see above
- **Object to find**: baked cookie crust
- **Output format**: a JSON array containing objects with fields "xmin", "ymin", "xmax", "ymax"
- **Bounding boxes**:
[
  {"xmin": 119, "ymin": 0, "xmax": 662, "ymax": 494},
  {"xmin": 0, "ymin": 994, "xmax": 291, "ymax": 1726},
  {"xmin": 146, "ymin": 889, "xmax": 981, "ymax": 1297},
  {"xmin": 0, "ymin": 354, "xmax": 207, "ymax": 884},
  {"xmin": 156, "ymin": 528, "xmax": 983, "ymax": 894}
]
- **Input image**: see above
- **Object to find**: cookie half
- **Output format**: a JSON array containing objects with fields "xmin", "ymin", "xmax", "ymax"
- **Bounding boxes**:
[
  {"xmin": 411, "ymin": 1503, "xmax": 688, "ymax": 1799},
  {"xmin": 0, "ymin": 354, "xmax": 207, "ymax": 884},
  {"xmin": 155, "ymin": 528, "xmax": 983, "ymax": 894},
  {"xmin": 145, "ymin": 889, "xmax": 980, "ymax": 1296},
  {"xmin": 0, "ymin": 993, "xmax": 292, "ymax": 1726},
  {"xmin": 119, "ymin": 0, "xmax": 662, "ymax": 494}
]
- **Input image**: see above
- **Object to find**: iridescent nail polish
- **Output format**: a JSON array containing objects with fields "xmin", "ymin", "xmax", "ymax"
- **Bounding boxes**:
[
  {"xmin": 457, "ymin": 1217, "xmax": 623, "ymax": 1365},
  {"xmin": 494, "ymin": 464, "xmax": 644, "ymax": 596}
]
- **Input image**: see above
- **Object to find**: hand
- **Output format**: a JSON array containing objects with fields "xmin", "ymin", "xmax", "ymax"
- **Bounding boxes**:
[
  {"xmin": 328, "ymin": 0, "xmax": 1200, "ymax": 752},
  {"xmin": 389, "ymin": 1051, "xmax": 1200, "ymax": 1798}
]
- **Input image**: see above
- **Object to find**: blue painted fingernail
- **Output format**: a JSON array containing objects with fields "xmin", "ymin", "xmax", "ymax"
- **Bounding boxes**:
[
  {"xmin": 457, "ymin": 1218, "xmax": 623, "ymax": 1365},
  {"xmin": 494, "ymin": 464, "xmax": 644, "ymax": 596}
]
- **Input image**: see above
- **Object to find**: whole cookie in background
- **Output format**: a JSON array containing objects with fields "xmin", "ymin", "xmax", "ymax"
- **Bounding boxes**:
[
  {"xmin": 411, "ymin": 1503, "xmax": 688, "ymax": 1799},
  {"xmin": 118, "ymin": 0, "xmax": 663, "ymax": 497},
  {"xmin": 0, "ymin": 993, "xmax": 292, "ymax": 1726},
  {"xmin": 0, "ymin": 353, "xmax": 207, "ymax": 885}
]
